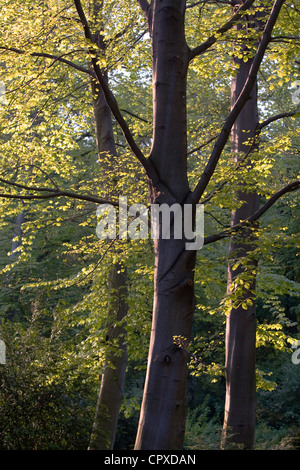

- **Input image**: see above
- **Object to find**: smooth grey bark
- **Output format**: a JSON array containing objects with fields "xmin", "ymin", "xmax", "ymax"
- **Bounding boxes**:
[
  {"xmin": 89, "ymin": 263, "xmax": 127, "ymax": 450},
  {"xmin": 134, "ymin": 1, "xmax": 196, "ymax": 450},
  {"xmin": 149, "ymin": 1, "xmax": 190, "ymax": 201},
  {"xmin": 134, "ymin": 234, "xmax": 196, "ymax": 449},
  {"xmin": 221, "ymin": 7, "xmax": 261, "ymax": 448},
  {"xmin": 88, "ymin": 80, "xmax": 128, "ymax": 450}
]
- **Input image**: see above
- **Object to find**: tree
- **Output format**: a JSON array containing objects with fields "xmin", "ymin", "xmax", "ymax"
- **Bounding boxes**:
[
  {"xmin": 0, "ymin": 0, "xmax": 299, "ymax": 450},
  {"xmin": 221, "ymin": 3, "xmax": 261, "ymax": 449},
  {"xmin": 133, "ymin": 0, "xmax": 298, "ymax": 450},
  {"xmin": 221, "ymin": 1, "xmax": 299, "ymax": 449},
  {"xmin": 87, "ymin": 5, "xmax": 128, "ymax": 449}
]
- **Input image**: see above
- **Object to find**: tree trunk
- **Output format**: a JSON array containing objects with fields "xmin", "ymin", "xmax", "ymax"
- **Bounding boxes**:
[
  {"xmin": 135, "ymin": 235, "xmax": 196, "ymax": 449},
  {"xmin": 88, "ymin": 76, "xmax": 128, "ymax": 450},
  {"xmin": 221, "ymin": 16, "xmax": 260, "ymax": 449},
  {"xmin": 135, "ymin": 1, "xmax": 195, "ymax": 450},
  {"xmin": 89, "ymin": 263, "xmax": 127, "ymax": 450},
  {"xmin": 149, "ymin": 1, "xmax": 190, "ymax": 200}
]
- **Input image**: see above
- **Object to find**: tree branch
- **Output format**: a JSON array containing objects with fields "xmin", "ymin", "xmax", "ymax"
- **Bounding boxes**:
[
  {"xmin": 204, "ymin": 180, "xmax": 300, "ymax": 245},
  {"xmin": 137, "ymin": 0, "xmax": 150, "ymax": 16},
  {"xmin": 0, "ymin": 46, "xmax": 94, "ymax": 77},
  {"xmin": 0, "ymin": 175, "xmax": 56, "ymax": 194},
  {"xmin": 192, "ymin": 0, "xmax": 285, "ymax": 205},
  {"xmin": 0, "ymin": 176, "xmax": 120, "ymax": 207},
  {"xmin": 120, "ymin": 108, "xmax": 149, "ymax": 123},
  {"xmin": 74, "ymin": 0, "xmax": 152, "ymax": 176},
  {"xmin": 189, "ymin": 0, "xmax": 256, "ymax": 61},
  {"xmin": 136, "ymin": 0, "xmax": 152, "ymax": 30},
  {"xmin": 246, "ymin": 180, "xmax": 300, "ymax": 224},
  {"xmin": 257, "ymin": 111, "xmax": 296, "ymax": 130},
  {"xmin": 187, "ymin": 133, "xmax": 218, "ymax": 156},
  {"xmin": 0, "ymin": 190, "xmax": 120, "ymax": 206},
  {"xmin": 271, "ymin": 35, "xmax": 300, "ymax": 43}
]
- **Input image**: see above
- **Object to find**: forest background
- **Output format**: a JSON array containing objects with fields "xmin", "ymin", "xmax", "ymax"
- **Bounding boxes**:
[{"xmin": 0, "ymin": 0, "xmax": 299, "ymax": 450}]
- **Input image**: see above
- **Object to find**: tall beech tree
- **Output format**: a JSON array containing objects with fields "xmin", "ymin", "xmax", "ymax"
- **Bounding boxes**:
[
  {"xmin": 221, "ymin": 5, "xmax": 261, "ymax": 449},
  {"xmin": 87, "ymin": 2, "xmax": 128, "ymax": 449},
  {"xmin": 88, "ymin": 81, "xmax": 128, "ymax": 450},
  {"xmin": 221, "ymin": 2, "xmax": 298, "ymax": 449},
  {"xmin": 0, "ymin": 0, "xmax": 299, "ymax": 450},
  {"xmin": 133, "ymin": 0, "xmax": 298, "ymax": 449}
]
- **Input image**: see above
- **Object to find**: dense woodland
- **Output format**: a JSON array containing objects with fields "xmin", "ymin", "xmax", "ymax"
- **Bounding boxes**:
[{"xmin": 0, "ymin": 0, "xmax": 299, "ymax": 450}]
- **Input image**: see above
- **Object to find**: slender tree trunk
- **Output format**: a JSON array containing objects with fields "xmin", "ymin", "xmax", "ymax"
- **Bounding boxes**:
[
  {"xmin": 221, "ymin": 12, "xmax": 260, "ymax": 449},
  {"xmin": 88, "ymin": 77, "xmax": 128, "ymax": 450},
  {"xmin": 134, "ymin": 1, "xmax": 196, "ymax": 450},
  {"xmin": 89, "ymin": 263, "xmax": 127, "ymax": 450}
]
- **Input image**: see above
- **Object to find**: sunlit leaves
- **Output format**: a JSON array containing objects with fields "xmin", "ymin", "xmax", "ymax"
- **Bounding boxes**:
[{"xmin": 0, "ymin": 0, "xmax": 298, "ymax": 445}]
